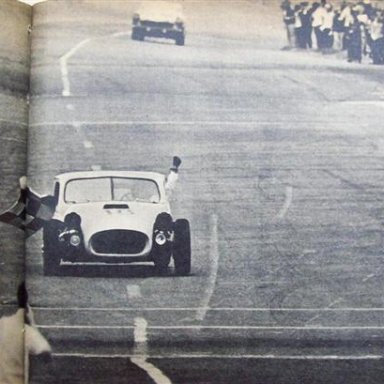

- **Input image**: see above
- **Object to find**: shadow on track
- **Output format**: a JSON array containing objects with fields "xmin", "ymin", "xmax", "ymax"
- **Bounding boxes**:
[
  {"xmin": 56, "ymin": 264, "xmax": 166, "ymax": 278},
  {"xmin": 53, "ymin": 264, "xmax": 197, "ymax": 279}
]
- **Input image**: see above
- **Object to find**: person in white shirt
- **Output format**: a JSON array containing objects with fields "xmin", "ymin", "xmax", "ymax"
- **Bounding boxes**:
[
  {"xmin": 311, "ymin": 2, "xmax": 327, "ymax": 49},
  {"xmin": 165, "ymin": 156, "xmax": 182, "ymax": 196},
  {"xmin": 0, "ymin": 283, "xmax": 51, "ymax": 384},
  {"xmin": 321, "ymin": 3, "xmax": 335, "ymax": 51},
  {"xmin": 294, "ymin": 4, "xmax": 303, "ymax": 48},
  {"xmin": 353, "ymin": 4, "xmax": 370, "ymax": 57},
  {"xmin": 339, "ymin": 2, "xmax": 354, "ymax": 29},
  {"xmin": 281, "ymin": 0, "xmax": 296, "ymax": 48},
  {"xmin": 338, "ymin": 2, "xmax": 355, "ymax": 50},
  {"xmin": 368, "ymin": 11, "xmax": 384, "ymax": 64}
]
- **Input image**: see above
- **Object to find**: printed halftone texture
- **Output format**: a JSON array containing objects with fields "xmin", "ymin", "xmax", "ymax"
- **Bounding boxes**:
[{"xmin": 0, "ymin": 187, "xmax": 54, "ymax": 237}]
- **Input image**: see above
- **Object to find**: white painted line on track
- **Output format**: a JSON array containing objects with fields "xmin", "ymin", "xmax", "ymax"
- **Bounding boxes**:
[
  {"xmin": 72, "ymin": 121, "xmax": 82, "ymax": 129},
  {"xmin": 131, "ymin": 317, "xmax": 172, "ymax": 384},
  {"xmin": 0, "ymin": 118, "xmax": 28, "ymax": 126},
  {"xmin": 58, "ymin": 30, "xmax": 137, "ymax": 98},
  {"xmin": 53, "ymin": 353, "xmax": 383, "ymax": 360},
  {"xmin": 0, "ymin": 137, "xmax": 27, "ymax": 143},
  {"xmin": 28, "ymin": 120, "xmax": 307, "ymax": 128},
  {"xmin": 276, "ymin": 185, "xmax": 293, "ymax": 219},
  {"xmin": 196, "ymin": 214, "xmax": 219, "ymax": 322},
  {"xmin": 37, "ymin": 325, "xmax": 384, "ymax": 330},
  {"xmin": 127, "ymin": 285, "xmax": 142, "ymax": 299},
  {"xmin": 33, "ymin": 307, "xmax": 384, "ymax": 312},
  {"xmin": 83, "ymin": 140, "xmax": 94, "ymax": 149},
  {"xmin": 28, "ymin": 118, "xmax": 373, "ymax": 127},
  {"xmin": 30, "ymin": 120, "xmax": 379, "ymax": 128},
  {"xmin": 306, "ymin": 298, "xmax": 343, "ymax": 324},
  {"xmin": 131, "ymin": 358, "xmax": 172, "ymax": 384},
  {"xmin": 60, "ymin": 38, "xmax": 91, "ymax": 97},
  {"xmin": 133, "ymin": 317, "xmax": 147, "ymax": 346},
  {"xmin": 328, "ymin": 299, "xmax": 343, "ymax": 308},
  {"xmin": 342, "ymin": 101, "xmax": 384, "ymax": 107},
  {"xmin": 112, "ymin": 31, "xmax": 131, "ymax": 37},
  {"xmin": 362, "ymin": 274, "xmax": 376, "ymax": 282}
]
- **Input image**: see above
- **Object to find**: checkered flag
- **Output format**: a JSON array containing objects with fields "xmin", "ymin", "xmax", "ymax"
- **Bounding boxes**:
[{"xmin": 0, "ymin": 177, "xmax": 55, "ymax": 237}]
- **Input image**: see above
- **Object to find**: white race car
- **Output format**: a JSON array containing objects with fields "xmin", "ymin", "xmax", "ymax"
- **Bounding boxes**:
[{"xmin": 41, "ymin": 160, "xmax": 190, "ymax": 276}]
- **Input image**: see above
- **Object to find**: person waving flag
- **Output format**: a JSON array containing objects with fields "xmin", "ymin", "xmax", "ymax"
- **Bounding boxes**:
[{"xmin": 0, "ymin": 177, "xmax": 55, "ymax": 237}]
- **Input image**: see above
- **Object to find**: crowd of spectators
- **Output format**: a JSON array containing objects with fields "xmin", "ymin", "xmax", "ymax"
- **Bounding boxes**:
[{"xmin": 281, "ymin": 0, "xmax": 384, "ymax": 64}]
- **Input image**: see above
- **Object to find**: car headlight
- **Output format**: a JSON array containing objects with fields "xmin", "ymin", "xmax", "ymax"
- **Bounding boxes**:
[
  {"xmin": 69, "ymin": 234, "xmax": 81, "ymax": 247},
  {"xmin": 155, "ymin": 231, "xmax": 167, "ymax": 246}
]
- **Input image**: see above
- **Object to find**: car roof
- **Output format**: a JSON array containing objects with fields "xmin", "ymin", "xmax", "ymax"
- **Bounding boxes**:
[{"xmin": 54, "ymin": 171, "xmax": 166, "ymax": 185}]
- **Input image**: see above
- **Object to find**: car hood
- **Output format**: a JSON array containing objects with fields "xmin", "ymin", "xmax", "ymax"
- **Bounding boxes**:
[{"xmin": 63, "ymin": 201, "xmax": 168, "ymax": 240}]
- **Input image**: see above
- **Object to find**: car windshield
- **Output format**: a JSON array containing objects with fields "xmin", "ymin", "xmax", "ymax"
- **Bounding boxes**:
[{"xmin": 65, "ymin": 177, "xmax": 160, "ymax": 204}]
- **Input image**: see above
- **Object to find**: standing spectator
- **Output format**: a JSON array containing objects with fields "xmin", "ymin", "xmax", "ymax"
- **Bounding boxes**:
[
  {"xmin": 300, "ymin": 2, "xmax": 314, "ymax": 48},
  {"xmin": 312, "ymin": 2, "xmax": 327, "ymax": 49},
  {"xmin": 281, "ymin": 0, "xmax": 296, "ymax": 49},
  {"xmin": 355, "ymin": 4, "xmax": 370, "ymax": 57},
  {"xmin": 346, "ymin": 10, "xmax": 362, "ymax": 62},
  {"xmin": 362, "ymin": 0, "xmax": 375, "ymax": 20},
  {"xmin": 339, "ymin": 1, "xmax": 355, "ymax": 49},
  {"xmin": 333, "ymin": 8, "xmax": 346, "ymax": 50},
  {"xmin": 321, "ymin": 3, "xmax": 335, "ymax": 52},
  {"xmin": 294, "ymin": 4, "xmax": 304, "ymax": 48},
  {"xmin": 368, "ymin": 10, "xmax": 384, "ymax": 64}
]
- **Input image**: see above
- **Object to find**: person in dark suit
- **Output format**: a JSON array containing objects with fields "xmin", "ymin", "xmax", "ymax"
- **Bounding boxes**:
[
  {"xmin": 281, "ymin": 0, "xmax": 296, "ymax": 48},
  {"xmin": 346, "ymin": 11, "xmax": 363, "ymax": 62},
  {"xmin": 299, "ymin": 2, "xmax": 313, "ymax": 49}
]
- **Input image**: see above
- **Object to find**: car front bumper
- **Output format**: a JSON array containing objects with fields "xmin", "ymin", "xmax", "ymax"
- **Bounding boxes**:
[{"xmin": 133, "ymin": 25, "xmax": 184, "ymax": 39}]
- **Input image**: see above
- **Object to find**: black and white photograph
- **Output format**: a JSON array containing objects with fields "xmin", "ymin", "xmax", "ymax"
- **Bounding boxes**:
[{"xmin": 1, "ymin": 0, "xmax": 384, "ymax": 383}]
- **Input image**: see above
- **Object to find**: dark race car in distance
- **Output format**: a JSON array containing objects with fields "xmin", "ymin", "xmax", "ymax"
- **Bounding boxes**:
[{"xmin": 132, "ymin": 1, "xmax": 185, "ymax": 46}]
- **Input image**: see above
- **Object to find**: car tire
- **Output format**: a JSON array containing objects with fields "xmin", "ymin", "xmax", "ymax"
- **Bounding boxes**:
[
  {"xmin": 153, "ymin": 245, "xmax": 171, "ymax": 275},
  {"xmin": 42, "ymin": 248, "xmax": 61, "ymax": 276},
  {"xmin": 132, "ymin": 29, "xmax": 144, "ymax": 41},
  {"xmin": 173, "ymin": 219, "xmax": 191, "ymax": 276},
  {"xmin": 42, "ymin": 220, "xmax": 63, "ymax": 276},
  {"xmin": 175, "ymin": 33, "xmax": 185, "ymax": 46}
]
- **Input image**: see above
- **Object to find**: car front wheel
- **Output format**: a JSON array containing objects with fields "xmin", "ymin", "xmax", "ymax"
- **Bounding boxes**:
[
  {"xmin": 173, "ymin": 219, "xmax": 191, "ymax": 275},
  {"xmin": 175, "ymin": 33, "xmax": 185, "ymax": 46},
  {"xmin": 42, "ymin": 248, "xmax": 61, "ymax": 276},
  {"xmin": 152, "ymin": 244, "xmax": 172, "ymax": 275},
  {"xmin": 42, "ymin": 220, "xmax": 64, "ymax": 276},
  {"xmin": 132, "ymin": 28, "xmax": 144, "ymax": 41}
]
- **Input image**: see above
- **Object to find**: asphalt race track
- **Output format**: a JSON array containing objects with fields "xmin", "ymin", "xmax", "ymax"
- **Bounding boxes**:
[{"xmin": 16, "ymin": 1, "xmax": 384, "ymax": 383}]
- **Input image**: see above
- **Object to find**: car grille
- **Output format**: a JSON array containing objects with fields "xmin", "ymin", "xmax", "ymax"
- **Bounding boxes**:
[
  {"xmin": 91, "ymin": 230, "xmax": 148, "ymax": 255},
  {"xmin": 141, "ymin": 20, "xmax": 174, "ymax": 29}
]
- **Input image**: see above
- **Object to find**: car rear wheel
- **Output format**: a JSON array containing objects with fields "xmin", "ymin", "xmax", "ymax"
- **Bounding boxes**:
[{"xmin": 173, "ymin": 219, "xmax": 191, "ymax": 275}]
